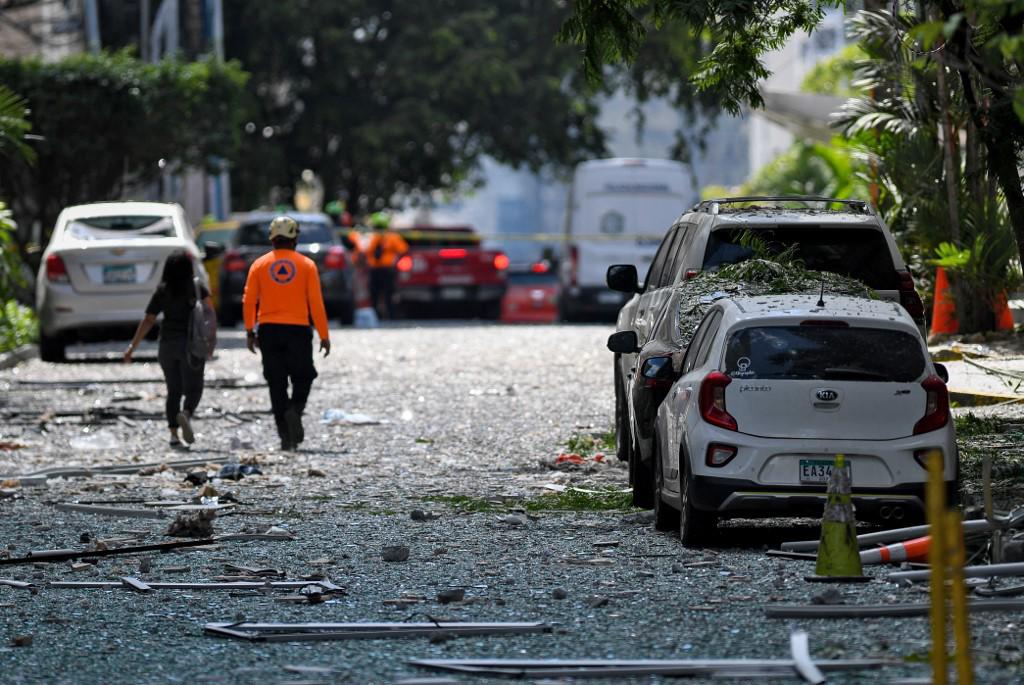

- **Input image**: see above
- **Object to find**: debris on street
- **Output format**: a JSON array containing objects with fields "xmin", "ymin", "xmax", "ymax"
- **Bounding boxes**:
[{"xmin": 204, "ymin": 621, "xmax": 551, "ymax": 642}]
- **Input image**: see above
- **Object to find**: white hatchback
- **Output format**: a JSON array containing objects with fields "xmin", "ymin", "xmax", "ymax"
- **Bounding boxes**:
[
  {"xmin": 35, "ymin": 202, "xmax": 206, "ymax": 361},
  {"xmin": 651, "ymin": 294, "xmax": 957, "ymax": 545}
]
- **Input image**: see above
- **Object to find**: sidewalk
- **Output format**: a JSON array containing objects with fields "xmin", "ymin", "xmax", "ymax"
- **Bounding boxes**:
[{"xmin": 932, "ymin": 342, "xmax": 1024, "ymax": 406}]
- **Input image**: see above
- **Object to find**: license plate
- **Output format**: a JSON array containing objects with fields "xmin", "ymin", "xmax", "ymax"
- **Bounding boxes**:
[
  {"xmin": 597, "ymin": 291, "xmax": 622, "ymax": 304},
  {"xmin": 103, "ymin": 264, "xmax": 136, "ymax": 284},
  {"xmin": 439, "ymin": 287, "xmax": 466, "ymax": 300},
  {"xmin": 799, "ymin": 459, "xmax": 851, "ymax": 484}
]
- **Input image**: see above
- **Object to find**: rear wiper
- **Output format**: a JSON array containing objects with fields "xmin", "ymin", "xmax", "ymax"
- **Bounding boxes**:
[{"xmin": 823, "ymin": 367, "xmax": 889, "ymax": 381}]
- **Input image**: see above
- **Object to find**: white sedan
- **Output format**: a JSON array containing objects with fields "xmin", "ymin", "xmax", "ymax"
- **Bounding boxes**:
[
  {"xmin": 650, "ymin": 294, "xmax": 957, "ymax": 546},
  {"xmin": 35, "ymin": 201, "xmax": 211, "ymax": 361}
]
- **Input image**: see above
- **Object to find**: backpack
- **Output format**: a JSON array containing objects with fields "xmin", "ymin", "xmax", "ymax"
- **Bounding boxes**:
[{"xmin": 187, "ymin": 277, "xmax": 217, "ymax": 367}]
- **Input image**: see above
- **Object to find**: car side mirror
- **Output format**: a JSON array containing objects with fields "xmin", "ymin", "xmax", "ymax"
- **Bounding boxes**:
[
  {"xmin": 202, "ymin": 242, "xmax": 225, "ymax": 260},
  {"xmin": 607, "ymin": 330, "xmax": 639, "ymax": 354},
  {"xmin": 934, "ymin": 362, "xmax": 949, "ymax": 384},
  {"xmin": 606, "ymin": 264, "xmax": 639, "ymax": 293}
]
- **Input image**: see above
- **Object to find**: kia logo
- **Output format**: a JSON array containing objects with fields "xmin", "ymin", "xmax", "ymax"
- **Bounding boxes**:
[{"xmin": 816, "ymin": 389, "xmax": 839, "ymax": 402}]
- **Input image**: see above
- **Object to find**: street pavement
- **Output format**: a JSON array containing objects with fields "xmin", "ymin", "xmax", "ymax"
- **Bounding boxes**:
[{"xmin": 0, "ymin": 324, "xmax": 1022, "ymax": 684}]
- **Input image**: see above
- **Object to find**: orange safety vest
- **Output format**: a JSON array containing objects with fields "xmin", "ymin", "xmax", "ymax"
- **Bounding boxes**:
[
  {"xmin": 364, "ymin": 231, "xmax": 409, "ymax": 268},
  {"xmin": 242, "ymin": 248, "xmax": 330, "ymax": 341}
]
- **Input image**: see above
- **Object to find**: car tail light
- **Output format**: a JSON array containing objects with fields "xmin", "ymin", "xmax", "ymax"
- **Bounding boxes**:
[
  {"xmin": 699, "ymin": 371, "xmax": 737, "ymax": 431},
  {"xmin": 706, "ymin": 443, "xmax": 737, "ymax": 467},
  {"xmin": 913, "ymin": 449, "xmax": 943, "ymax": 470},
  {"xmin": 493, "ymin": 253, "xmax": 510, "ymax": 271},
  {"xmin": 640, "ymin": 356, "xmax": 674, "ymax": 389},
  {"xmin": 897, "ymin": 270, "xmax": 925, "ymax": 321},
  {"xmin": 396, "ymin": 255, "xmax": 413, "ymax": 272},
  {"xmin": 439, "ymin": 248, "xmax": 467, "ymax": 259},
  {"xmin": 684, "ymin": 269, "xmax": 700, "ymax": 280},
  {"xmin": 568, "ymin": 244, "xmax": 578, "ymax": 286},
  {"xmin": 45, "ymin": 253, "xmax": 69, "ymax": 283},
  {"xmin": 323, "ymin": 245, "xmax": 347, "ymax": 270},
  {"xmin": 531, "ymin": 261, "xmax": 549, "ymax": 274},
  {"xmin": 913, "ymin": 375, "xmax": 950, "ymax": 435},
  {"xmin": 223, "ymin": 250, "xmax": 248, "ymax": 273}
]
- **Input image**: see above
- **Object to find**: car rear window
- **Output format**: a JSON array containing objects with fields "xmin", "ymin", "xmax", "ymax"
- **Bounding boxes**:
[
  {"xmin": 723, "ymin": 326, "xmax": 926, "ymax": 383},
  {"xmin": 237, "ymin": 221, "xmax": 334, "ymax": 245},
  {"xmin": 401, "ymin": 228, "xmax": 480, "ymax": 248},
  {"xmin": 67, "ymin": 216, "xmax": 176, "ymax": 240},
  {"xmin": 703, "ymin": 226, "xmax": 900, "ymax": 289}
]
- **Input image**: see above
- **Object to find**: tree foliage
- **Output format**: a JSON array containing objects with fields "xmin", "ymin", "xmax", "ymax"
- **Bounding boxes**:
[
  {"xmin": 0, "ymin": 51, "xmax": 248, "ymax": 246},
  {"xmin": 223, "ymin": 0, "xmax": 714, "ymax": 210}
]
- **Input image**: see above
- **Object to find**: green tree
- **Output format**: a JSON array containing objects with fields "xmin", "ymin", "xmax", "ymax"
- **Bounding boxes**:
[
  {"xmin": 223, "ymin": 1, "xmax": 717, "ymax": 210},
  {"xmin": 0, "ymin": 51, "xmax": 248, "ymax": 248}
]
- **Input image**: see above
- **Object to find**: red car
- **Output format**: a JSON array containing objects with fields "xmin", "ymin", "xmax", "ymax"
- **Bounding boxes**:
[{"xmin": 500, "ymin": 261, "xmax": 560, "ymax": 324}]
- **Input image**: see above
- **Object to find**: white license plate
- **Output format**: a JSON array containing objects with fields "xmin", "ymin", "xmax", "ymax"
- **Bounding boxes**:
[
  {"xmin": 439, "ymin": 287, "xmax": 467, "ymax": 300},
  {"xmin": 103, "ymin": 264, "xmax": 136, "ymax": 284},
  {"xmin": 799, "ymin": 459, "xmax": 851, "ymax": 484},
  {"xmin": 597, "ymin": 291, "xmax": 622, "ymax": 304}
]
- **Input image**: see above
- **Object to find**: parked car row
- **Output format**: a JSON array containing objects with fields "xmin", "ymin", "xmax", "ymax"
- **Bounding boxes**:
[{"xmin": 605, "ymin": 196, "xmax": 954, "ymax": 546}]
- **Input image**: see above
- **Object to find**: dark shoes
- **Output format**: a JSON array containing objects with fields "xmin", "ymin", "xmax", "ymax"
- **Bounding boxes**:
[
  {"xmin": 284, "ymin": 407, "xmax": 304, "ymax": 445},
  {"xmin": 176, "ymin": 412, "xmax": 195, "ymax": 445}
]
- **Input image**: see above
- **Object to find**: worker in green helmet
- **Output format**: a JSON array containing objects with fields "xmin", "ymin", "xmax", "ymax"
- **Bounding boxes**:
[{"xmin": 364, "ymin": 212, "xmax": 408, "ymax": 319}]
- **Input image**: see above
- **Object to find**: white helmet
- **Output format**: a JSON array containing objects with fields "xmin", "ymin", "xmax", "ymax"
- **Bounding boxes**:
[{"xmin": 269, "ymin": 215, "xmax": 299, "ymax": 240}]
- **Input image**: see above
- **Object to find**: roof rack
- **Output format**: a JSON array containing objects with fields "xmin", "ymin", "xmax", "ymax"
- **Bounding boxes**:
[{"xmin": 692, "ymin": 196, "xmax": 872, "ymax": 216}]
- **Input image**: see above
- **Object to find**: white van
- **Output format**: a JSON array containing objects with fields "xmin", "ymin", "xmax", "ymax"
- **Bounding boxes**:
[{"xmin": 559, "ymin": 158, "xmax": 692, "ymax": 320}]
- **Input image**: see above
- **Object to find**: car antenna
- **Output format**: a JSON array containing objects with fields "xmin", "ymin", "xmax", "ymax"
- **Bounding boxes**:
[{"xmin": 816, "ymin": 280, "xmax": 826, "ymax": 308}]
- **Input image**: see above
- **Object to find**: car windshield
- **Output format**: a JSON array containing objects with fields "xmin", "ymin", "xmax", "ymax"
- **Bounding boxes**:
[
  {"xmin": 237, "ymin": 221, "xmax": 335, "ymax": 246},
  {"xmin": 401, "ymin": 228, "xmax": 480, "ymax": 248},
  {"xmin": 703, "ymin": 226, "xmax": 899, "ymax": 290},
  {"xmin": 723, "ymin": 325, "xmax": 926, "ymax": 383},
  {"xmin": 67, "ymin": 216, "xmax": 176, "ymax": 240}
]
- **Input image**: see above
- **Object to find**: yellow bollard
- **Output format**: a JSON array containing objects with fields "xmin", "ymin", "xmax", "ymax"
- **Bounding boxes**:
[
  {"xmin": 946, "ymin": 509, "xmax": 973, "ymax": 685},
  {"xmin": 927, "ymin": 449, "xmax": 948, "ymax": 685}
]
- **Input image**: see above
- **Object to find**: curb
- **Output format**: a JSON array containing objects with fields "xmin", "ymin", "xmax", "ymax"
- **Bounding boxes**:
[
  {"xmin": 949, "ymin": 388, "xmax": 1024, "ymax": 407},
  {"xmin": 0, "ymin": 343, "xmax": 37, "ymax": 370}
]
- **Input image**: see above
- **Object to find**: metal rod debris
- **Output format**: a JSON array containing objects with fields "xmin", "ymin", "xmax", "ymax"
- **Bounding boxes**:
[
  {"xmin": 55, "ymin": 503, "xmax": 166, "ymax": 519},
  {"xmin": 888, "ymin": 562, "xmax": 1024, "ymax": 584},
  {"xmin": 408, "ymin": 657, "xmax": 891, "ymax": 679},
  {"xmin": 51, "ymin": 579, "xmax": 344, "ymax": 592},
  {"xmin": 766, "ymin": 600, "xmax": 1024, "ymax": 619},
  {"xmin": 204, "ymin": 621, "xmax": 551, "ymax": 642},
  {"xmin": 0, "ymin": 538, "xmax": 217, "ymax": 566}
]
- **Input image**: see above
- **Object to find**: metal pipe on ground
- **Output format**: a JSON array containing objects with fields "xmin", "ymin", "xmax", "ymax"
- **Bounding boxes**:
[
  {"xmin": 780, "ymin": 513, "xmax": 1023, "ymax": 552},
  {"xmin": 765, "ymin": 599, "xmax": 1024, "ymax": 619},
  {"xmin": 889, "ymin": 562, "xmax": 1024, "ymax": 584}
]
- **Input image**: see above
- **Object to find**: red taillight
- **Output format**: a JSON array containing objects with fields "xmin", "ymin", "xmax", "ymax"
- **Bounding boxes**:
[
  {"xmin": 684, "ymin": 269, "xmax": 700, "ymax": 280},
  {"xmin": 706, "ymin": 443, "xmax": 737, "ymax": 467},
  {"xmin": 897, "ymin": 270, "xmax": 925, "ymax": 321},
  {"xmin": 493, "ymin": 253, "xmax": 510, "ymax": 271},
  {"xmin": 324, "ymin": 246, "xmax": 347, "ymax": 270},
  {"xmin": 531, "ymin": 261, "xmax": 549, "ymax": 274},
  {"xmin": 45, "ymin": 253, "xmax": 69, "ymax": 283},
  {"xmin": 913, "ymin": 375, "xmax": 950, "ymax": 435},
  {"xmin": 569, "ymin": 245, "xmax": 578, "ymax": 286},
  {"xmin": 396, "ymin": 255, "xmax": 413, "ymax": 272},
  {"xmin": 223, "ymin": 250, "xmax": 248, "ymax": 273},
  {"xmin": 699, "ymin": 371, "xmax": 737, "ymax": 431},
  {"xmin": 439, "ymin": 248, "xmax": 467, "ymax": 259}
]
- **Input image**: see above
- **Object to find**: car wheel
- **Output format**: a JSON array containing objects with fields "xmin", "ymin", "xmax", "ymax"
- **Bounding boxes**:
[
  {"xmin": 679, "ymin": 456, "xmax": 717, "ymax": 547},
  {"xmin": 614, "ymin": 361, "xmax": 632, "ymax": 463},
  {"xmin": 39, "ymin": 333, "xmax": 66, "ymax": 363},
  {"xmin": 652, "ymin": 437, "xmax": 680, "ymax": 532}
]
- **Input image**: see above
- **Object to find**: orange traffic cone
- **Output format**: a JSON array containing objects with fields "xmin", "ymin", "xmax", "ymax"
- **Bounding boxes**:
[
  {"xmin": 859, "ymin": 535, "xmax": 931, "ymax": 565},
  {"xmin": 931, "ymin": 267, "xmax": 958, "ymax": 335},
  {"xmin": 994, "ymin": 291, "xmax": 1015, "ymax": 331}
]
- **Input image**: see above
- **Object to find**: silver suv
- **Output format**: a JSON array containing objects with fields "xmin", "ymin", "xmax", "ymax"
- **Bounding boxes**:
[{"xmin": 606, "ymin": 196, "xmax": 925, "ymax": 472}]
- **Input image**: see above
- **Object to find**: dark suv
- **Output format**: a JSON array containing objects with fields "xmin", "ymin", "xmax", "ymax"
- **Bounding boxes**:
[{"xmin": 605, "ymin": 196, "xmax": 926, "ymax": 507}]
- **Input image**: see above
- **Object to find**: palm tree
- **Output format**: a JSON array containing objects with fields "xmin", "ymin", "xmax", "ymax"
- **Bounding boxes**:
[{"xmin": 0, "ymin": 84, "xmax": 34, "ymax": 164}]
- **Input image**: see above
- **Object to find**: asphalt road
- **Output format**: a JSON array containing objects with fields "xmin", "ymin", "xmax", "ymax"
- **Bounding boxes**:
[{"xmin": 0, "ymin": 324, "xmax": 1022, "ymax": 684}]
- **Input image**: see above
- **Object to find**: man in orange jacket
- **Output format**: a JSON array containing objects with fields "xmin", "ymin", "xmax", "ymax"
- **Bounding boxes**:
[
  {"xmin": 243, "ymin": 216, "xmax": 331, "ymax": 450},
  {"xmin": 364, "ymin": 212, "xmax": 408, "ymax": 319}
]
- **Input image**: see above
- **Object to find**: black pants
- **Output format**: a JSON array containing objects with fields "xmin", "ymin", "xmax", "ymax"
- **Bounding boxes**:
[
  {"xmin": 257, "ymin": 324, "xmax": 318, "ymax": 438},
  {"xmin": 369, "ymin": 267, "xmax": 397, "ymax": 319},
  {"xmin": 158, "ymin": 337, "xmax": 205, "ymax": 428}
]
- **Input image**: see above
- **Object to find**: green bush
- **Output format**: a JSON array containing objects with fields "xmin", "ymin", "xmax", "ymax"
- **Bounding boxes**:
[
  {"xmin": 0, "ymin": 201, "xmax": 36, "ymax": 353},
  {"xmin": 0, "ymin": 300, "xmax": 37, "ymax": 353}
]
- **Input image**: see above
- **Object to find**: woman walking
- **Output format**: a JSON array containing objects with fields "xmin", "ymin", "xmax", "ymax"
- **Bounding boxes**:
[{"xmin": 124, "ymin": 251, "xmax": 214, "ymax": 448}]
